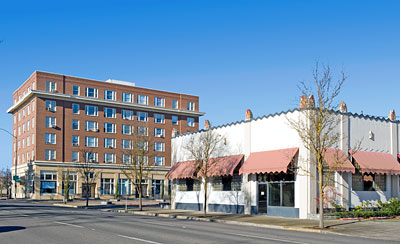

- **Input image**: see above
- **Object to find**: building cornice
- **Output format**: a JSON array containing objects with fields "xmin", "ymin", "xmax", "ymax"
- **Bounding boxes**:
[
  {"xmin": 7, "ymin": 90, "xmax": 205, "ymax": 117},
  {"xmin": 28, "ymin": 161, "xmax": 172, "ymax": 171}
]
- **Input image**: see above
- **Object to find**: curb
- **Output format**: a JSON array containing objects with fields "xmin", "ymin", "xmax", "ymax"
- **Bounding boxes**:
[{"xmin": 53, "ymin": 203, "xmax": 79, "ymax": 208}]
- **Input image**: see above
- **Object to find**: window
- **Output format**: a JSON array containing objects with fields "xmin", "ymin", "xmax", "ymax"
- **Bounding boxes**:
[
  {"xmin": 137, "ymin": 111, "xmax": 148, "ymax": 122},
  {"xmin": 122, "ymin": 124, "xmax": 133, "ymax": 135},
  {"xmin": 27, "ymin": 136, "xmax": 30, "ymax": 147},
  {"xmin": 154, "ymin": 142, "xmax": 165, "ymax": 152},
  {"xmin": 45, "ymin": 150, "xmax": 56, "ymax": 160},
  {"xmin": 122, "ymin": 110, "xmax": 134, "ymax": 120},
  {"xmin": 137, "ymin": 126, "xmax": 148, "ymax": 136},
  {"xmin": 32, "ymin": 134, "xmax": 35, "ymax": 145},
  {"xmin": 72, "ymin": 135, "xmax": 79, "ymax": 146},
  {"xmin": 22, "ymin": 138, "xmax": 25, "ymax": 148},
  {"xmin": 104, "ymin": 90, "xmax": 116, "ymax": 100},
  {"xmin": 352, "ymin": 172, "xmax": 386, "ymax": 191},
  {"xmin": 101, "ymin": 178, "xmax": 114, "ymax": 195},
  {"xmin": 104, "ymin": 138, "xmax": 116, "ymax": 148},
  {"xmin": 154, "ymin": 128, "xmax": 165, "ymax": 138},
  {"xmin": 27, "ymin": 105, "xmax": 31, "ymax": 115},
  {"xmin": 212, "ymin": 175, "xmax": 242, "ymax": 191},
  {"xmin": 71, "ymin": 151, "xmax": 79, "ymax": 162},
  {"xmin": 187, "ymin": 117, "xmax": 195, "ymax": 127},
  {"xmin": 72, "ymin": 120, "xmax": 79, "ymax": 130},
  {"xmin": 104, "ymin": 123, "xmax": 116, "ymax": 133},
  {"xmin": 122, "ymin": 93, "xmax": 133, "ymax": 103},
  {"xmin": 187, "ymin": 102, "xmax": 195, "ymax": 111},
  {"xmin": 137, "ymin": 141, "xmax": 148, "ymax": 151},
  {"xmin": 18, "ymin": 112, "xmax": 21, "ymax": 121},
  {"xmin": 85, "ymin": 152, "xmax": 98, "ymax": 163},
  {"xmin": 122, "ymin": 139, "xmax": 132, "ymax": 149},
  {"xmin": 23, "ymin": 124, "xmax": 26, "ymax": 133},
  {"xmin": 45, "ymin": 117, "xmax": 56, "ymax": 128},
  {"xmin": 172, "ymin": 116, "xmax": 178, "ymax": 125},
  {"xmin": 85, "ymin": 136, "xmax": 98, "ymax": 147},
  {"xmin": 122, "ymin": 154, "xmax": 132, "ymax": 164},
  {"xmin": 154, "ymin": 113, "xmax": 165, "ymax": 124},
  {"xmin": 136, "ymin": 156, "xmax": 148, "ymax": 165},
  {"xmin": 137, "ymin": 95, "xmax": 148, "ymax": 105},
  {"xmin": 62, "ymin": 172, "xmax": 77, "ymax": 195},
  {"xmin": 104, "ymin": 153, "xmax": 116, "ymax": 163},
  {"xmin": 46, "ymin": 81, "xmax": 57, "ymax": 92},
  {"xmin": 256, "ymin": 173, "xmax": 295, "ymax": 207},
  {"xmin": 154, "ymin": 156, "xmax": 165, "ymax": 166},
  {"xmin": 85, "ymin": 105, "xmax": 98, "ymax": 116},
  {"xmin": 27, "ymin": 120, "xmax": 31, "ymax": 131},
  {"xmin": 72, "ymin": 85, "xmax": 80, "ymax": 95},
  {"xmin": 45, "ymin": 100, "xmax": 56, "ymax": 112},
  {"xmin": 45, "ymin": 133, "xmax": 56, "ymax": 144},
  {"xmin": 119, "ymin": 179, "xmax": 131, "ymax": 195},
  {"xmin": 18, "ymin": 127, "xmax": 21, "ymax": 136},
  {"xmin": 85, "ymin": 87, "xmax": 98, "ymax": 98},
  {"xmin": 40, "ymin": 171, "xmax": 57, "ymax": 194},
  {"xmin": 178, "ymin": 178, "xmax": 201, "ymax": 191},
  {"xmin": 32, "ymin": 118, "xmax": 35, "ymax": 128},
  {"xmin": 85, "ymin": 121, "xmax": 98, "ymax": 132},
  {"xmin": 154, "ymin": 97, "xmax": 165, "ymax": 107},
  {"xmin": 172, "ymin": 99, "xmax": 178, "ymax": 109},
  {"xmin": 23, "ymin": 109, "xmax": 26, "ymax": 117},
  {"xmin": 72, "ymin": 103, "xmax": 80, "ymax": 114},
  {"xmin": 104, "ymin": 107, "xmax": 116, "ymax": 118}
]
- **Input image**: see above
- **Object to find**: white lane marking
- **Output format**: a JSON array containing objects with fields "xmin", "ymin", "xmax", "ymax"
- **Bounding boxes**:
[
  {"xmin": 20, "ymin": 214, "xmax": 30, "ymax": 217},
  {"xmin": 117, "ymin": 234, "xmax": 164, "ymax": 244},
  {"xmin": 223, "ymin": 232, "xmax": 310, "ymax": 244},
  {"xmin": 54, "ymin": 221, "xmax": 84, "ymax": 228},
  {"xmin": 1, "ymin": 210, "xmax": 11, "ymax": 213}
]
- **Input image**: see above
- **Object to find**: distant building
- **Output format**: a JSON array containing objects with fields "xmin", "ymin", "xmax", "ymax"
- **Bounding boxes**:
[{"xmin": 8, "ymin": 71, "xmax": 203, "ymax": 199}]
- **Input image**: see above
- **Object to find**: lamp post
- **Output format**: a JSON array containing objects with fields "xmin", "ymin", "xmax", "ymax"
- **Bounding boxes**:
[{"xmin": 0, "ymin": 128, "xmax": 18, "ymax": 199}]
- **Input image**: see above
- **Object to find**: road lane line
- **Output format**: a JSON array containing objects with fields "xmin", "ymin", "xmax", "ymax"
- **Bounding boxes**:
[
  {"xmin": 117, "ymin": 234, "xmax": 164, "ymax": 244},
  {"xmin": 222, "ymin": 232, "xmax": 310, "ymax": 244},
  {"xmin": 54, "ymin": 221, "xmax": 84, "ymax": 228}
]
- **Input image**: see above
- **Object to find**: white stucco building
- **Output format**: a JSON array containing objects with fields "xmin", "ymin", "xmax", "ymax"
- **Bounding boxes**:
[{"xmin": 167, "ymin": 103, "xmax": 400, "ymax": 219}]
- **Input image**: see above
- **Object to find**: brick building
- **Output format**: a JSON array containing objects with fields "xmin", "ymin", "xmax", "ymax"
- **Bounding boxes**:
[{"xmin": 7, "ymin": 71, "xmax": 203, "ymax": 199}]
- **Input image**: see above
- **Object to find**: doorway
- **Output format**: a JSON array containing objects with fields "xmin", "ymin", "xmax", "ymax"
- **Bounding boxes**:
[{"xmin": 258, "ymin": 183, "xmax": 267, "ymax": 213}]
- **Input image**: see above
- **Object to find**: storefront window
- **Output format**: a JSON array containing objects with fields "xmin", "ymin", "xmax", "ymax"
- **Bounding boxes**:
[
  {"xmin": 268, "ymin": 183, "xmax": 281, "ymax": 206},
  {"xmin": 101, "ymin": 178, "xmax": 114, "ymax": 195},
  {"xmin": 352, "ymin": 172, "xmax": 386, "ymax": 191},
  {"xmin": 40, "ymin": 171, "xmax": 57, "ymax": 194},
  {"xmin": 258, "ymin": 172, "xmax": 295, "ymax": 207},
  {"xmin": 119, "ymin": 179, "xmax": 131, "ymax": 195}
]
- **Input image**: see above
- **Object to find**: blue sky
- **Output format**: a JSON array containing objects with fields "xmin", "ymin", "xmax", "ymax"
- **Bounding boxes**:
[{"xmin": 0, "ymin": 0, "xmax": 399, "ymax": 169}]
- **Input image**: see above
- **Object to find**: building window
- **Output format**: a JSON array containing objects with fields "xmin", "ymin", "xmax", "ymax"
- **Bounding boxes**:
[
  {"xmin": 137, "ymin": 95, "xmax": 148, "ymax": 105},
  {"xmin": 137, "ymin": 111, "xmax": 148, "ymax": 122},
  {"xmin": 45, "ymin": 150, "xmax": 56, "ymax": 160},
  {"xmin": 122, "ymin": 110, "xmax": 134, "ymax": 120},
  {"xmin": 72, "ymin": 135, "xmax": 79, "ymax": 146},
  {"xmin": 85, "ymin": 87, "xmax": 98, "ymax": 98},
  {"xmin": 45, "ymin": 117, "xmax": 57, "ymax": 128},
  {"xmin": 256, "ymin": 173, "xmax": 295, "ymax": 207},
  {"xmin": 212, "ymin": 175, "xmax": 242, "ymax": 191},
  {"xmin": 27, "ymin": 136, "xmax": 30, "ymax": 147},
  {"xmin": 27, "ymin": 105, "xmax": 31, "ymax": 115},
  {"xmin": 72, "ymin": 85, "xmax": 80, "ymax": 95},
  {"xmin": 32, "ymin": 118, "xmax": 35, "ymax": 128},
  {"xmin": 154, "ymin": 142, "xmax": 165, "ymax": 152},
  {"xmin": 104, "ymin": 90, "xmax": 116, "ymax": 100},
  {"xmin": 40, "ymin": 171, "xmax": 57, "ymax": 194},
  {"xmin": 136, "ymin": 156, "xmax": 148, "ymax": 165},
  {"xmin": 46, "ymin": 81, "xmax": 57, "ymax": 92},
  {"xmin": 104, "ymin": 138, "xmax": 116, "ymax": 149},
  {"xmin": 187, "ymin": 117, "xmax": 195, "ymax": 127},
  {"xmin": 172, "ymin": 116, "xmax": 178, "ymax": 125},
  {"xmin": 104, "ymin": 107, "xmax": 116, "ymax": 118},
  {"xmin": 72, "ymin": 151, "xmax": 79, "ymax": 162},
  {"xmin": 154, "ymin": 97, "xmax": 165, "ymax": 107},
  {"xmin": 104, "ymin": 123, "xmax": 116, "ymax": 133},
  {"xmin": 122, "ymin": 154, "xmax": 132, "ymax": 164},
  {"xmin": 72, "ymin": 119, "xmax": 79, "ymax": 130},
  {"xmin": 45, "ymin": 133, "xmax": 56, "ymax": 144},
  {"xmin": 85, "ymin": 105, "xmax": 98, "ymax": 116},
  {"xmin": 119, "ymin": 179, "xmax": 131, "ymax": 195},
  {"xmin": 122, "ymin": 124, "xmax": 133, "ymax": 135},
  {"xmin": 154, "ymin": 113, "xmax": 165, "ymax": 124},
  {"xmin": 154, "ymin": 156, "xmax": 165, "ymax": 166},
  {"xmin": 122, "ymin": 139, "xmax": 132, "ymax": 149},
  {"xmin": 187, "ymin": 102, "xmax": 195, "ymax": 111},
  {"xmin": 122, "ymin": 93, "xmax": 133, "ymax": 103},
  {"xmin": 352, "ymin": 172, "xmax": 386, "ymax": 191},
  {"xmin": 45, "ymin": 100, "xmax": 56, "ymax": 112},
  {"xmin": 178, "ymin": 178, "xmax": 201, "ymax": 192},
  {"xmin": 85, "ymin": 121, "xmax": 98, "ymax": 132},
  {"xmin": 62, "ymin": 172, "xmax": 77, "ymax": 195},
  {"xmin": 172, "ymin": 100, "xmax": 178, "ymax": 109},
  {"xmin": 27, "ymin": 121, "xmax": 31, "ymax": 131},
  {"xmin": 84, "ymin": 152, "xmax": 98, "ymax": 163},
  {"xmin": 137, "ymin": 126, "xmax": 148, "ymax": 136},
  {"xmin": 101, "ymin": 178, "xmax": 114, "ymax": 195},
  {"xmin": 104, "ymin": 153, "xmax": 116, "ymax": 163},
  {"xmin": 72, "ymin": 103, "xmax": 80, "ymax": 114},
  {"xmin": 154, "ymin": 128, "xmax": 165, "ymax": 138},
  {"xmin": 85, "ymin": 136, "xmax": 98, "ymax": 147}
]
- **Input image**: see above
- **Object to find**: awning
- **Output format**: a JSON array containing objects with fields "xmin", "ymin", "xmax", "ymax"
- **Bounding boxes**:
[
  {"xmin": 165, "ymin": 160, "xmax": 199, "ymax": 179},
  {"xmin": 203, "ymin": 154, "xmax": 244, "ymax": 177},
  {"xmin": 323, "ymin": 148, "xmax": 355, "ymax": 173},
  {"xmin": 239, "ymin": 148, "xmax": 299, "ymax": 174},
  {"xmin": 350, "ymin": 150, "xmax": 400, "ymax": 175}
]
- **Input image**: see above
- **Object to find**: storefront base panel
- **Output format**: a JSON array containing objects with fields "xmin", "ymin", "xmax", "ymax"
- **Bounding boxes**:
[
  {"xmin": 264, "ymin": 206, "xmax": 299, "ymax": 218},
  {"xmin": 175, "ymin": 202, "xmax": 203, "ymax": 211},
  {"xmin": 208, "ymin": 204, "xmax": 244, "ymax": 214}
]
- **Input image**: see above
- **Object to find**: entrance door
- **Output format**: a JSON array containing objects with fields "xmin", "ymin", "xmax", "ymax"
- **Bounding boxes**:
[
  {"xmin": 258, "ymin": 184, "xmax": 267, "ymax": 213},
  {"xmin": 82, "ymin": 183, "xmax": 96, "ymax": 198}
]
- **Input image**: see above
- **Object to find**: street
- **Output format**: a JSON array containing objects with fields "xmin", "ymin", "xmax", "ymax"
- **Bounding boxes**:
[{"xmin": 0, "ymin": 200, "xmax": 396, "ymax": 244}]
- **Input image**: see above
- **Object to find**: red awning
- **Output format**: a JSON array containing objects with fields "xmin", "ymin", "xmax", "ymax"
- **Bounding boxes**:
[
  {"xmin": 350, "ymin": 150, "xmax": 400, "ymax": 175},
  {"xmin": 203, "ymin": 154, "xmax": 244, "ymax": 177},
  {"xmin": 324, "ymin": 148, "xmax": 355, "ymax": 173},
  {"xmin": 165, "ymin": 160, "xmax": 199, "ymax": 179},
  {"xmin": 239, "ymin": 148, "xmax": 299, "ymax": 174}
]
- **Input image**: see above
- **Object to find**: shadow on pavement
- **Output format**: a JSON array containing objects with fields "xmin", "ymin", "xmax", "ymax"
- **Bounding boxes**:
[{"xmin": 0, "ymin": 226, "xmax": 26, "ymax": 233}]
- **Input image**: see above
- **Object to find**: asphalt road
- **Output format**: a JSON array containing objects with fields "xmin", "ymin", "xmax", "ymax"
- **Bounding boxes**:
[{"xmin": 0, "ymin": 200, "xmax": 396, "ymax": 244}]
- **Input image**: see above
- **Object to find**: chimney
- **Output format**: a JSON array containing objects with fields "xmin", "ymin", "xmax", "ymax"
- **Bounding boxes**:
[
  {"xmin": 389, "ymin": 109, "xmax": 396, "ymax": 121},
  {"xmin": 300, "ymin": 95, "xmax": 307, "ymax": 109},
  {"xmin": 204, "ymin": 120, "xmax": 211, "ymax": 130},
  {"xmin": 308, "ymin": 95, "xmax": 315, "ymax": 108},
  {"xmin": 245, "ymin": 109, "xmax": 253, "ymax": 121},
  {"xmin": 339, "ymin": 101, "xmax": 347, "ymax": 113}
]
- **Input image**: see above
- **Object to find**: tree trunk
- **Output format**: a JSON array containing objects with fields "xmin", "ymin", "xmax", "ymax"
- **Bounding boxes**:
[
  {"xmin": 319, "ymin": 164, "xmax": 324, "ymax": 229},
  {"xmin": 203, "ymin": 179, "xmax": 207, "ymax": 217},
  {"xmin": 85, "ymin": 179, "xmax": 89, "ymax": 207},
  {"xmin": 139, "ymin": 185, "xmax": 143, "ymax": 211}
]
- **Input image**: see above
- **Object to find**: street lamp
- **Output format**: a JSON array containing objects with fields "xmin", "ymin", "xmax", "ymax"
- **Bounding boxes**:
[{"xmin": 0, "ymin": 128, "xmax": 18, "ymax": 199}]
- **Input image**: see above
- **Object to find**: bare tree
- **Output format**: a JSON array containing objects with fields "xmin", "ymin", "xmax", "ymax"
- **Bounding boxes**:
[
  {"xmin": 57, "ymin": 167, "xmax": 73, "ymax": 204},
  {"xmin": 0, "ymin": 168, "xmax": 12, "ymax": 198},
  {"xmin": 184, "ymin": 125, "xmax": 224, "ymax": 217},
  {"xmin": 287, "ymin": 63, "xmax": 351, "ymax": 229},
  {"xmin": 121, "ymin": 133, "xmax": 156, "ymax": 211},
  {"xmin": 77, "ymin": 149, "xmax": 98, "ymax": 208}
]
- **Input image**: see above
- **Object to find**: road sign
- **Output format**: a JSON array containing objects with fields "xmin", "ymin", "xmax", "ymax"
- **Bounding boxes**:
[{"xmin": 13, "ymin": 176, "xmax": 21, "ymax": 182}]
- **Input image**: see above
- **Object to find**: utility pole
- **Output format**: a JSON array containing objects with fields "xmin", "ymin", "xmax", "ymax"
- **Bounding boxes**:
[{"xmin": 0, "ymin": 128, "xmax": 18, "ymax": 199}]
